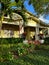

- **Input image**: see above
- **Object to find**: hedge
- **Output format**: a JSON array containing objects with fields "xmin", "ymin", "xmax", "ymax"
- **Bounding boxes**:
[
  {"xmin": 44, "ymin": 37, "xmax": 49, "ymax": 45},
  {"xmin": 0, "ymin": 38, "xmax": 23, "ymax": 44}
]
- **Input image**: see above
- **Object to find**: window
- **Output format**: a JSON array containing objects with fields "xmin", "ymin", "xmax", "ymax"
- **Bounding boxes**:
[{"xmin": 4, "ymin": 30, "xmax": 14, "ymax": 38}]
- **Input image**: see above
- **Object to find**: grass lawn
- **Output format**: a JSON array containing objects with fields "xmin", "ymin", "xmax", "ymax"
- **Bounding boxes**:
[{"xmin": 0, "ymin": 44, "xmax": 49, "ymax": 65}]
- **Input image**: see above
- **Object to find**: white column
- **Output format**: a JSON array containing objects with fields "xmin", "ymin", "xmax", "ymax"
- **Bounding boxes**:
[
  {"xmin": 35, "ymin": 23, "xmax": 39, "ymax": 40},
  {"xmin": 48, "ymin": 28, "xmax": 49, "ymax": 35},
  {"xmin": 19, "ymin": 20, "xmax": 24, "ymax": 38}
]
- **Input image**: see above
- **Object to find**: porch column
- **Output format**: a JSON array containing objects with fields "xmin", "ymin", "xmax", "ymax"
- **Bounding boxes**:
[
  {"xmin": 0, "ymin": 21, "xmax": 2, "ymax": 38},
  {"xmin": 19, "ymin": 20, "xmax": 24, "ymax": 38},
  {"xmin": 35, "ymin": 23, "xmax": 39, "ymax": 40},
  {"xmin": 48, "ymin": 28, "xmax": 49, "ymax": 35},
  {"xmin": 26, "ymin": 27, "xmax": 30, "ymax": 40}
]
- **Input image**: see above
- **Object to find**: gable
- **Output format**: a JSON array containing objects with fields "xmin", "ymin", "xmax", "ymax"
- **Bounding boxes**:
[{"xmin": 25, "ymin": 11, "xmax": 49, "ymax": 27}]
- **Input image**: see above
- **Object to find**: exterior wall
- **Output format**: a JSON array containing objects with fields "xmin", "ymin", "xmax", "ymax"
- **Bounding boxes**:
[
  {"xmin": 0, "ymin": 12, "xmax": 49, "ymax": 38},
  {"xmin": 1, "ymin": 24, "xmax": 36, "ymax": 38},
  {"xmin": 24, "ymin": 27, "xmax": 35, "ymax": 39},
  {"xmin": 30, "ymin": 31, "xmax": 35, "ymax": 38},
  {"xmin": 26, "ymin": 18, "xmax": 37, "ymax": 27},
  {"xmin": 1, "ymin": 22, "xmax": 45, "ymax": 38},
  {"xmin": 1, "ymin": 24, "xmax": 19, "ymax": 38},
  {"xmin": 25, "ymin": 12, "xmax": 37, "ymax": 27},
  {"xmin": 25, "ymin": 12, "xmax": 30, "ymax": 18},
  {"xmin": 2, "ymin": 17, "xmax": 24, "ymax": 38},
  {"xmin": 1, "ymin": 29, "xmax": 19, "ymax": 38},
  {"xmin": 14, "ymin": 31, "xmax": 19, "ymax": 38},
  {"xmin": 1, "ymin": 30, "xmax": 4, "ymax": 38}
]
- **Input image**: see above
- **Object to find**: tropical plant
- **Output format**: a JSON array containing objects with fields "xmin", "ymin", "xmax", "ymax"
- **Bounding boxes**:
[
  {"xmin": 0, "ymin": 0, "xmax": 13, "ymax": 37},
  {"xmin": 28, "ymin": 0, "xmax": 49, "ymax": 16}
]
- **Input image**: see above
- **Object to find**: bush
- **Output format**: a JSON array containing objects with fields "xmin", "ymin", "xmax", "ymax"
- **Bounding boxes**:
[
  {"xmin": 35, "ymin": 44, "xmax": 49, "ymax": 50},
  {"xmin": 0, "ymin": 42, "xmax": 36, "ymax": 61},
  {"xmin": 10, "ymin": 43, "xmax": 28, "ymax": 56},
  {"xmin": 0, "ymin": 47, "xmax": 13, "ymax": 62},
  {"xmin": 0, "ymin": 38, "xmax": 23, "ymax": 44},
  {"xmin": 44, "ymin": 37, "xmax": 49, "ymax": 45},
  {"xmin": 35, "ymin": 45, "xmax": 42, "ymax": 50}
]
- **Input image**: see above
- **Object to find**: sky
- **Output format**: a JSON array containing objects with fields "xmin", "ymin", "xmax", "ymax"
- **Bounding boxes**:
[
  {"xmin": 24, "ymin": 0, "xmax": 49, "ymax": 24},
  {"xmin": 24, "ymin": 1, "xmax": 36, "ymax": 15}
]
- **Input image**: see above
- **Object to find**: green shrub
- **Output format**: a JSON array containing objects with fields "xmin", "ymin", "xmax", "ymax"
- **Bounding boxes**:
[
  {"xmin": 35, "ymin": 44, "xmax": 49, "ymax": 50},
  {"xmin": 44, "ymin": 37, "xmax": 49, "ymax": 45},
  {"xmin": 0, "ymin": 43, "xmax": 36, "ymax": 61},
  {"xmin": 28, "ymin": 43, "xmax": 35, "ymax": 52},
  {"xmin": 18, "ymin": 43, "xmax": 36, "ymax": 55},
  {"xmin": 35, "ymin": 45, "xmax": 40, "ymax": 50},
  {"xmin": 10, "ymin": 43, "xmax": 28, "ymax": 56},
  {"xmin": 35, "ymin": 44, "xmax": 46, "ymax": 50},
  {"xmin": 10, "ymin": 43, "xmax": 35, "ymax": 56},
  {"xmin": 1, "ymin": 39, "xmax": 8, "ymax": 44},
  {"xmin": 0, "ymin": 38, "xmax": 23, "ymax": 44},
  {"xmin": 0, "ymin": 50, "xmax": 13, "ymax": 62}
]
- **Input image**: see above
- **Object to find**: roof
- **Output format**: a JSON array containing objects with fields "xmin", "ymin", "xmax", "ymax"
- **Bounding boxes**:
[
  {"xmin": 4, "ymin": 13, "xmax": 23, "ymax": 21},
  {"xmin": 3, "ymin": 10, "xmax": 49, "ymax": 27},
  {"xmin": 24, "ymin": 10, "xmax": 49, "ymax": 27}
]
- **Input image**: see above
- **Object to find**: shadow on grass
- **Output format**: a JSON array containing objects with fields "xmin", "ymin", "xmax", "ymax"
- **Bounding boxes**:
[
  {"xmin": 0, "ymin": 50, "xmax": 49, "ymax": 65},
  {"xmin": 32, "ymin": 50, "xmax": 49, "ymax": 58},
  {"xmin": 19, "ymin": 50, "xmax": 49, "ymax": 65},
  {"xmin": 18, "ymin": 56, "xmax": 46, "ymax": 65}
]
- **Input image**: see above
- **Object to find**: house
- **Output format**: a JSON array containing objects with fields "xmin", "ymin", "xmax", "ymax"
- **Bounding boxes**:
[{"xmin": 0, "ymin": 11, "xmax": 49, "ymax": 40}]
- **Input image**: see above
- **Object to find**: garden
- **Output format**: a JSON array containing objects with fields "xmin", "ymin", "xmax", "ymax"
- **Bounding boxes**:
[{"xmin": 0, "ymin": 38, "xmax": 49, "ymax": 65}]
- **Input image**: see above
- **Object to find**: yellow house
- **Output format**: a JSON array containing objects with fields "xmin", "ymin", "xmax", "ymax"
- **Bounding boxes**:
[{"xmin": 0, "ymin": 11, "xmax": 49, "ymax": 40}]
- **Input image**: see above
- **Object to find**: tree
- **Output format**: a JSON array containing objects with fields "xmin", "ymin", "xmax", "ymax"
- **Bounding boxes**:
[
  {"xmin": 28, "ymin": 0, "xmax": 49, "ymax": 16},
  {"xmin": 0, "ymin": 0, "xmax": 13, "ymax": 37}
]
